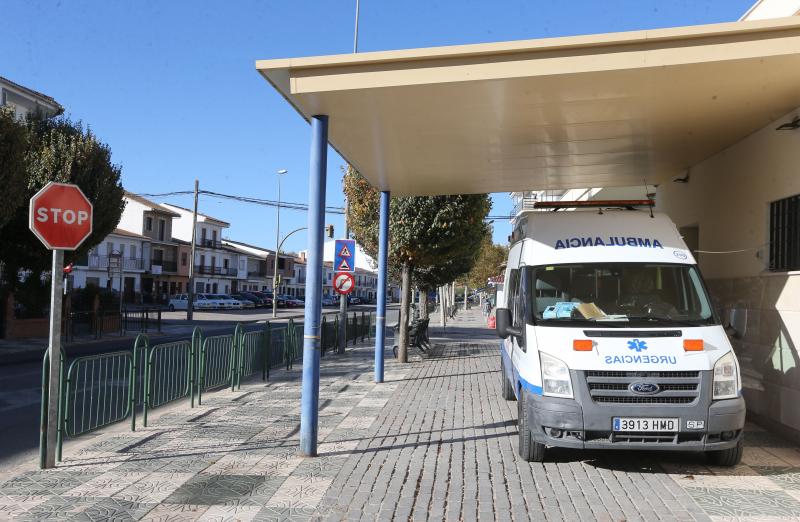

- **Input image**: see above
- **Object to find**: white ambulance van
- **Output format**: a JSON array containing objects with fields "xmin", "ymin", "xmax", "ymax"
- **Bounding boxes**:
[{"xmin": 496, "ymin": 208, "xmax": 745, "ymax": 465}]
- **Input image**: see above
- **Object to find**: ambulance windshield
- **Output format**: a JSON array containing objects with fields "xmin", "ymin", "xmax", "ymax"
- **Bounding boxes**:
[{"xmin": 527, "ymin": 263, "xmax": 716, "ymax": 326}]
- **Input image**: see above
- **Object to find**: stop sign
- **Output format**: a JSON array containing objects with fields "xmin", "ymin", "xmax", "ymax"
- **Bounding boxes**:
[{"xmin": 29, "ymin": 182, "xmax": 93, "ymax": 250}]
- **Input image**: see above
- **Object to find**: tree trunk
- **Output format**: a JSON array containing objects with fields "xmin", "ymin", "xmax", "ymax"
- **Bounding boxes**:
[
  {"xmin": 439, "ymin": 286, "xmax": 446, "ymax": 328},
  {"xmin": 463, "ymin": 283, "xmax": 468, "ymax": 310},
  {"xmin": 397, "ymin": 263, "xmax": 412, "ymax": 363},
  {"xmin": 419, "ymin": 290, "xmax": 429, "ymax": 320}
]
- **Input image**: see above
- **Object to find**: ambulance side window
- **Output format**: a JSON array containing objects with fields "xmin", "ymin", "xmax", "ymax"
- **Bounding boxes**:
[{"xmin": 507, "ymin": 269, "xmax": 525, "ymax": 352}]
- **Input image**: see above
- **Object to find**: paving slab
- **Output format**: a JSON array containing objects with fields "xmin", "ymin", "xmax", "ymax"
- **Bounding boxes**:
[{"xmin": 2, "ymin": 308, "xmax": 800, "ymax": 520}]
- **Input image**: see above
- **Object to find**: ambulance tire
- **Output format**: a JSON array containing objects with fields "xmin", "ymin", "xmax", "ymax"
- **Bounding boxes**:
[
  {"xmin": 517, "ymin": 391, "xmax": 546, "ymax": 463},
  {"xmin": 706, "ymin": 438, "xmax": 743, "ymax": 467},
  {"xmin": 500, "ymin": 356, "xmax": 515, "ymax": 401}
]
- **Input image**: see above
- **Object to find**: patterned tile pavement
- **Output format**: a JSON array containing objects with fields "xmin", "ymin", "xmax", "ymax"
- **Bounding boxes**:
[{"xmin": 1, "ymin": 309, "xmax": 800, "ymax": 520}]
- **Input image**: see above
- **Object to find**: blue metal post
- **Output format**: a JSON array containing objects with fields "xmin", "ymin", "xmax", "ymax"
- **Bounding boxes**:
[
  {"xmin": 375, "ymin": 191, "xmax": 390, "ymax": 383},
  {"xmin": 300, "ymin": 115, "xmax": 328, "ymax": 457}
]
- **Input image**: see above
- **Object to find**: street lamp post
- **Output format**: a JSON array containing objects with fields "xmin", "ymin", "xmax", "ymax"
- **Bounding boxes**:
[
  {"xmin": 273, "ymin": 169, "xmax": 288, "ymax": 318},
  {"xmin": 108, "ymin": 250, "xmax": 124, "ymax": 334}
]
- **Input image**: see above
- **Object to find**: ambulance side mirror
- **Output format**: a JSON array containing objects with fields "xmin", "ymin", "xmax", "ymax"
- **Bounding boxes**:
[{"xmin": 496, "ymin": 308, "xmax": 522, "ymax": 339}]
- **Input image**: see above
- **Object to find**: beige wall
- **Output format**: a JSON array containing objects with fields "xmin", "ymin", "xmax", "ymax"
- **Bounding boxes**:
[
  {"xmin": 657, "ymin": 106, "xmax": 800, "ymax": 439},
  {"xmin": 657, "ymin": 106, "xmax": 800, "ymax": 279}
]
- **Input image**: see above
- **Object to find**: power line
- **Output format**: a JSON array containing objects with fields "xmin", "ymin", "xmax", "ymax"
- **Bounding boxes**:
[
  {"xmin": 136, "ymin": 190, "xmax": 346, "ymax": 214},
  {"xmin": 136, "ymin": 190, "xmax": 513, "ymax": 219}
]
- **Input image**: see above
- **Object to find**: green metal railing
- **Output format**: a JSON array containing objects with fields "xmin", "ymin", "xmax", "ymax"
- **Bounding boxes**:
[
  {"xmin": 62, "ymin": 351, "xmax": 133, "ymax": 439},
  {"xmin": 41, "ymin": 313, "xmax": 381, "ymax": 467},
  {"xmin": 237, "ymin": 329, "xmax": 265, "ymax": 389},
  {"xmin": 321, "ymin": 316, "xmax": 336, "ymax": 355},
  {"xmin": 144, "ymin": 339, "xmax": 194, "ymax": 421},
  {"xmin": 198, "ymin": 333, "xmax": 236, "ymax": 403}
]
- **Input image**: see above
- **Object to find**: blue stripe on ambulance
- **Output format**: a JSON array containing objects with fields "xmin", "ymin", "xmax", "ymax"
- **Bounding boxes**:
[{"xmin": 500, "ymin": 341, "xmax": 542, "ymax": 397}]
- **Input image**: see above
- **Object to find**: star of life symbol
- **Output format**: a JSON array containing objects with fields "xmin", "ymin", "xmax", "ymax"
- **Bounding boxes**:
[{"xmin": 627, "ymin": 339, "xmax": 648, "ymax": 352}]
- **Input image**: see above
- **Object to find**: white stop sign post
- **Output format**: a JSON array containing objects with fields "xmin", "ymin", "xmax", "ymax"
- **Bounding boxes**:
[{"xmin": 29, "ymin": 182, "xmax": 93, "ymax": 469}]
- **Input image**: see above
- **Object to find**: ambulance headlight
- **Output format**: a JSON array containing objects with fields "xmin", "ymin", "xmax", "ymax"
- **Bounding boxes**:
[
  {"xmin": 540, "ymin": 352, "xmax": 573, "ymax": 398},
  {"xmin": 713, "ymin": 352, "xmax": 740, "ymax": 400}
]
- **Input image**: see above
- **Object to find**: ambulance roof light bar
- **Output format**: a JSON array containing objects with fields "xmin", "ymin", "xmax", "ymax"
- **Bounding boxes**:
[{"xmin": 533, "ymin": 199, "xmax": 655, "ymax": 211}]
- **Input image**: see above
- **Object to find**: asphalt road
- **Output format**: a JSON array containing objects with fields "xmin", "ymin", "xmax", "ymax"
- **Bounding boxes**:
[{"xmin": 0, "ymin": 304, "xmax": 400, "ymax": 471}]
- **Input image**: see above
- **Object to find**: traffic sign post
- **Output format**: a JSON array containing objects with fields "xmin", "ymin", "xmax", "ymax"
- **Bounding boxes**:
[
  {"xmin": 333, "ymin": 271, "xmax": 355, "ymax": 295},
  {"xmin": 30, "ymin": 182, "xmax": 93, "ymax": 469},
  {"xmin": 335, "ymin": 239, "xmax": 356, "ymax": 354}
]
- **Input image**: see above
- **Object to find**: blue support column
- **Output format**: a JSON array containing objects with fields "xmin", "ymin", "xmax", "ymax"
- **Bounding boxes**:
[
  {"xmin": 374, "ymin": 190, "xmax": 390, "ymax": 383},
  {"xmin": 300, "ymin": 115, "xmax": 328, "ymax": 457}
]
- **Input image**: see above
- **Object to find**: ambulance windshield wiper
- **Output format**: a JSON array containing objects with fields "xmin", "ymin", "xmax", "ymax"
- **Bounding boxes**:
[{"xmin": 623, "ymin": 315, "xmax": 701, "ymax": 327}]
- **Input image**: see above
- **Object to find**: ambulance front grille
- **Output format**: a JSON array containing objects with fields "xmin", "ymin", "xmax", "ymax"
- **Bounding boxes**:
[{"xmin": 583, "ymin": 370, "xmax": 702, "ymax": 405}]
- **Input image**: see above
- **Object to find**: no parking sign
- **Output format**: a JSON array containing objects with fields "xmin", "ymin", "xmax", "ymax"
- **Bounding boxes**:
[{"xmin": 333, "ymin": 272, "xmax": 355, "ymax": 295}]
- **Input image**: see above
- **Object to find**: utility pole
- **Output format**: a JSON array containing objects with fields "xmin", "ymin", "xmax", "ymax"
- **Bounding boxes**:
[
  {"xmin": 353, "ymin": 0, "xmax": 360, "ymax": 53},
  {"xmin": 273, "ymin": 169, "xmax": 288, "ymax": 318},
  {"xmin": 339, "ymin": 0, "xmax": 360, "ymax": 353},
  {"xmin": 118, "ymin": 254, "xmax": 124, "ymax": 333},
  {"xmin": 187, "ymin": 180, "xmax": 199, "ymax": 321}
]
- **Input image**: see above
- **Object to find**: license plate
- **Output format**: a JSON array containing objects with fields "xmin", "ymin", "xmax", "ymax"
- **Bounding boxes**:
[{"xmin": 613, "ymin": 417, "xmax": 679, "ymax": 432}]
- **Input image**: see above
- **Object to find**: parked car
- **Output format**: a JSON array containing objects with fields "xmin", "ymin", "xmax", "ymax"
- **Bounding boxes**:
[
  {"xmin": 168, "ymin": 293, "xmax": 214, "ymax": 311},
  {"xmin": 284, "ymin": 296, "xmax": 304, "ymax": 307},
  {"xmin": 347, "ymin": 295, "xmax": 362, "ymax": 305},
  {"xmin": 321, "ymin": 295, "xmax": 338, "ymax": 306},
  {"xmin": 231, "ymin": 293, "xmax": 257, "ymax": 309},
  {"xmin": 251, "ymin": 291, "xmax": 273, "ymax": 307},
  {"xmin": 239, "ymin": 292, "xmax": 267, "ymax": 307},
  {"xmin": 218, "ymin": 294, "xmax": 245, "ymax": 310},
  {"xmin": 197, "ymin": 293, "xmax": 225, "ymax": 310},
  {"xmin": 168, "ymin": 294, "xmax": 189, "ymax": 311}
]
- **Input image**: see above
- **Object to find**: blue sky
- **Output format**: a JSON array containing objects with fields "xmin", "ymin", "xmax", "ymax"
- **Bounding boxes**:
[{"xmin": 2, "ymin": 0, "xmax": 753, "ymax": 252}]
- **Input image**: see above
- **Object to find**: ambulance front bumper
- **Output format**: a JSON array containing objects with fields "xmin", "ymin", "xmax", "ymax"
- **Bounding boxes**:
[{"xmin": 525, "ymin": 370, "xmax": 746, "ymax": 451}]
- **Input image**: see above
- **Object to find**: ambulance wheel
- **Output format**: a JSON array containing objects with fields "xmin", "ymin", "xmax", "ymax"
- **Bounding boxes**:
[
  {"xmin": 500, "ymin": 356, "xmax": 515, "ymax": 401},
  {"xmin": 517, "ymin": 391, "xmax": 545, "ymax": 463},
  {"xmin": 707, "ymin": 438, "xmax": 743, "ymax": 467}
]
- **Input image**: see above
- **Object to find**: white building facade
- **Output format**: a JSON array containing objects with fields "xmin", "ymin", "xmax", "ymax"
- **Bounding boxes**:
[
  {"xmin": 71, "ymin": 229, "xmax": 150, "ymax": 303},
  {"xmin": 0, "ymin": 76, "xmax": 63, "ymax": 119},
  {"xmin": 164, "ymin": 204, "xmax": 243, "ymax": 295}
]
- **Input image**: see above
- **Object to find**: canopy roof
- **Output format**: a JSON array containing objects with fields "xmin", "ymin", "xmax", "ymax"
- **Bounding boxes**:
[{"xmin": 257, "ymin": 17, "xmax": 800, "ymax": 196}]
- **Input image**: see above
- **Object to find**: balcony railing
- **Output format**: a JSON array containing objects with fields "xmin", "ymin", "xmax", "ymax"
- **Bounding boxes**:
[
  {"xmin": 512, "ymin": 196, "xmax": 538, "ymax": 217},
  {"xmin": 87, "ymin": 255, "xmax": 145, "ymax": 271},
  {"xmin": 248, "ymin": 270, "xmax": 267, "ymax": 277},
  {"xmin": 199, "ymin": 239, "xmax": 223, "ymax": 249},
  {"xmin": 151, "ymin": 260, "xmax": 178, "ymax": 273},
  {"xmin": 512, "ymin": 190, "xmax": 573, "ymax": 217},
  {"xmin": 194, "ymin": 265, "xmax": 237, "ymax": 276}
]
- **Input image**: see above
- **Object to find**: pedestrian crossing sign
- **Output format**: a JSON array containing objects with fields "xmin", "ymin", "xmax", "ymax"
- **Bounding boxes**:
[{"xmin": 334, "ymin": 239, "xmax": 356, "ymax": 273}]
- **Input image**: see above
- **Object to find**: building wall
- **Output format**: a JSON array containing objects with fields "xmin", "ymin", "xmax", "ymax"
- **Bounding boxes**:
[
  {"xmin": 118, "ymin": 199, "xmax": 149, "ymax": 234},
  {"xmin": 0, "ymin": 83, "xmax": 60, "ymax": 120},
  {"xmin": 141, "ymin": 211, "xmax": 174, "ymax": 242},
  {"xmin": 657, "ymin": 106, "xmax": 800, "ymax": 439},
  {"xmin": 741, "ymin": 0, "xmax": 800, "ymax": 20}
]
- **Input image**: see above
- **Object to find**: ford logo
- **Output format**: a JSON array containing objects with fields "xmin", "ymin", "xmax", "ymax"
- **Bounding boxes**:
[{"xmin": 629, "ymin": 382, "xmax": 661, "ymax": 395}]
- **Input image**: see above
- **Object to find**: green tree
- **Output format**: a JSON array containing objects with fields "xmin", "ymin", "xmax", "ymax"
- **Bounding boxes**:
[
  {"xmin": 0, "ymin": 114, "xmax": 125, "ymax": 290},
  {"xmin": 0, "ymin": 108, "xmax": 29, "ymax": 230},
  {"xmin": 466, "ymin": 237, "xmax": 509, "ymax": 291},
  {"xmin": 343, "ymin": 166, "xmax": 491, "ymax": 361}
]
